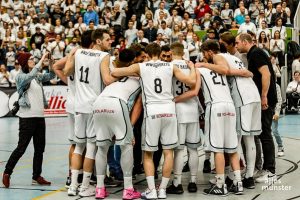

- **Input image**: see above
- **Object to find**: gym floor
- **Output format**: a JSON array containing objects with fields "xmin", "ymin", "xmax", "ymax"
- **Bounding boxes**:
[{"xmin": 0, "ymin": 114, "xmax": 299, "ymax": 200}]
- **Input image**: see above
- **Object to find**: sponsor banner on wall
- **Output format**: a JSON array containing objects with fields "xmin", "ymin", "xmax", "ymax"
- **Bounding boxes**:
[{"xmin": 1, "ymin": 86, "xmax": 68, "ymax": 118}]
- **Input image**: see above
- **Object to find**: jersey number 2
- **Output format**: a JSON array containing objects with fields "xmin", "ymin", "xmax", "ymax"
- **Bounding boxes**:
[
  {"xmin": 210, "ymin": 71, "xmax": 226, "ymax": 86},
  {"xmin": 79, "ymin": 66, "xmax": 89, "ymax": 83}
]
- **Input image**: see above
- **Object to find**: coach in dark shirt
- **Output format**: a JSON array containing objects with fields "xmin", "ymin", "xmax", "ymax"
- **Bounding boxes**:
[{"xmin": 235, "ymin": 33, "xmax": 277, "ymax": 180}]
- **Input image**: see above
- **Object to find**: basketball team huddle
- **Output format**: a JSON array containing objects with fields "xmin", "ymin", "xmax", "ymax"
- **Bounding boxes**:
[{"xmin": 53, "ymin": 29, "xmax": 278, "ymax": 199}]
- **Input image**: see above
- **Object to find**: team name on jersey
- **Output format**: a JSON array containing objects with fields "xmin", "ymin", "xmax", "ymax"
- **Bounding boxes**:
[
  {"xmin": 80, "ymin": 50, "xmax": 103, "ymax": 57},
  {"xmin": 145, "ymin": 63, "xmax": 169, "ymax": 67},
  {"xmin": 176, "ymin": 64, "xmax": 189, "ymax": 69}
]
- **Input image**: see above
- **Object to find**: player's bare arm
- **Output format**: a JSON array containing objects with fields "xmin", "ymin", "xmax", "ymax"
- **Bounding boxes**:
[
  {"xmin": 63, "ymin": 47, "xmax": 78, "ymax": 76},
  {"xmin": 111, "ymin": 63, "xmax": 140, "ymax": 78},
  {"xmin": 174, "ymin": 70, "xmax": 201, "ymax": 103},
  {"xmin": 53, "ymin": 57, "xmax": 68, "ymax": 84},
  {"xmin": 173, "ymin": 61, "xmax": 196, "ymax": 87},
  {"xmin": 100, "ymin": 54, "xmax": 118, "ymax": 86}
]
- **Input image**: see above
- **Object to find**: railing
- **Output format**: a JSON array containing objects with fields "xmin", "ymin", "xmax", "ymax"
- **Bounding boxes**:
[{"xmin": 293, "ymin": 1, "xmax": 300, "ymax": 43}]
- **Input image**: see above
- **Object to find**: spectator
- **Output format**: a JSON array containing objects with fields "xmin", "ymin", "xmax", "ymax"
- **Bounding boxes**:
[
  {"xmin": 144, "ymin": 19, "xmax": 157, "ymax": 42},
  {"xmin": 84, "ymin": 4, "xmax": 99, "ymax": 26},
  {"xmin": 281, "ymin": 1, "xmax": 291, "ymax": 26},
  {"xmin": 50, "ymin": 5, "xmax": 64, "ymax": 25},
  {"xmin": 292, "ymin": 52, "xmax": 300, "ymax": 76},
  {"xmin": 265, "ymin": 0, "xmax": 275, "ymax": 25},
  {"xmin": 30, "ymin": 27, "xmax": 45, "ymax": 50},
  {"xmin": 154, "ymin": 33, "xmax": 166, "ymax": 47},
  {"xmin": 54, "ymin": 19, "xmax": 65, "ymax": 35},
  {"xmin": 0, "ymin": 63, "xmax": 10, "ymax": 87},
  {"xmin": 181, "ymin": 12, "xmax": 194, "ymax": 31},
  {"xmin": 134, "ymin": 29, "xmax": 149, "ymax": 44},
  {"xmin": 65, "ymin": 21, "xmax": 75, "ymax": 38},
  {"xmin": 154, "ymin": 10, "xmax": 167, "ymax": 29},
  {"xmin": 87, "ymin": 20, "xmax": 96, "ymax": 30},
  {"xmin": 41, "ymin": 36, "xmax": 51, "ymax": 54},
  {"xmin": 230, "ymin": 20, "xmax": 239, "ymax": 30},
  {"xmin": 98, "ymin": 18, "xmax": 109, "ymax": 30},
  {"xmin": 114, "ymin": 0, "xmax": 128, "ymax": 11},
  {"xmin": 256, "ymin": 9, "xmax": 268, "ymax": 28},
  {"xmin": 286, "ymin": 71, "xmax": 300, "ymax": 111},
  {"xmin": 221, "ymin": 2, "xmax": 233, "ymax": 29},
  {"xmin": 271, "ymin": 18, "xmax": 286, "ymax": 40},
  {"xmin": 64, "ymin": 37, "xmax": 79, "ymax": 56},
  {"xmin": 154, "ymin": 1, "xmax": 170, "ymax": 20},
  {"xmin": 188, "ymin": 33, "xmax": 202, "ymax": 63},
  {"xmin": 46, "ymin": 26, "xmax": 57, "ymax": 42},
  {"xmin": 61, "ymin": 10, "xmax": 75, "ymax": 27},
  {"xmin": 271, "ymin": 4, "xmax": 287, "ymax": 26},
  {"xmin": 74, "ymin": 16, "xmax": 87, "ymax": 34},
  {"xmin": 124, "ymin": 20, "xmax": 138, "ymax": 48},
  {"xmin": 256, "ymin": 20, "xmax": 271, "ymax": 39},
  {"xmin": 194, "ymin": 0, "xmax": 211, "ymax": 24},
  {"xmin": 167, "ymin": 9, "xmax": 182, "ymax": 28},
  {"xmin": 257, "ymin": 31, "xmax": 270, "ymax": 51},
  {"xmin": 8, "ymin": 61, "xmax": 21, "ymax": 87},
  {"xmin": 13, "ymin": 0, "xmax": 25, "ymax": 16},
  {"xmin": 270, "ymin": 53, "xmax": 281, "ymax": 84},
  {"xmin": 185, "ymin": 23, "xmax": 195, "ymax": 43},
  {"xmin": 170, "ymin": 24, "xmax": 181, "ymax": 44},
  {"xmin": 170, "ymin": 0, "xmax": 185, "ymax": 17},
  {"xmin": 38, "ymin": 5, "xmax": 50, "ymax": 22},
  {"xmin": 49, "ymin": 34, "xmax": 65, "ymax": 60},
  {"xmin": 235, "ymin": 6, "xmax": 246, "ymax": 25},
  {"xmin": 63, "ymin": 0, "xmax": 76, "ymax": 14},
  {"xmin": 249, "ymin": 0, "xmax": 264, "ymax": 22},
  {"xmin": 2, "ymin": 52, "xmax": 55, "ymax": 189},
  {"xmin": 200, "ymin": 13, "xmax": 212, "ymax": 30},
  {"xmin": 157, "ymin": 21, "xmax": 172, "ymax": 43},
  {"xmin": 30, "ymin": 43, "xmax": 42, "ymax": 64},
  {"xmin": 238, "ymin": 15, "xmax": 257, "ymax": 34},
  {"xmin": 5, "ymin": 45, "xmax": 16, "ymax": 71},
  {"xmin": 141, "ymin": 10, "xmax": 154, "ymax": 29},
  {"xmin": 184, "ymin": 0, "xmax": 197, "ymax": 19},
  {"xmin": 234, "ymin": 0, "xmax": 248, "ymax": 18},
  {"xmin": 270, "ymin": 30, "xmax": 285, "ymax": 67}
]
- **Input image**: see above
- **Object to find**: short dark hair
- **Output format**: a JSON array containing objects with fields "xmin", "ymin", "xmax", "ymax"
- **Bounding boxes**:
[
  {"xmin": 145, "ymin": 43, "xmax": 161, "ymax": 57},
  {"xmin": 81, "ymin": 30, "xmax": 93, "ymax": 48},
  {"xmin": 129, "ymin": 43, "xmax": 145, "ymax": 57},
  {"xmin": 201, "ymin": 40, "xmax": 220, "ymax": 53},
  {"xmin": 118, "ymin": 49, "xmax": 136, "ymax": 65},
  {"xmin": 294, "ymin": 70, "xmax": 300, "ymax": 75},
  {"xmin": 161, "ymin": 45, "xmax": 170, "ymax": 52},
  {"xmin": 91, "ymin": 29, "xmax": 109, "ymax": 43}
]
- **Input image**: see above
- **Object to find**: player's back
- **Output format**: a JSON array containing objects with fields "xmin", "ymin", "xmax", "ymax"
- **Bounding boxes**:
[
  {"xmin": 99, "ymin": 76, "xmax": 141, "ymax": 110},
  {"xmin": 172, "ymin": 59, "xmax": 200, "ymax": 123},
  {"xmin": 74, "ymin": 48, "xmax": 108, "ymax": 113},
  {"xmin": 197, "ymin": 67, "xmax": 233, "ymax": 105},
  {"xmin": 139, "ymin": 60, "xmax": 175, "ymax": 116},
  {"xmin": 220, "ymin": 53, "xmax": 261, "ymax": 107}
]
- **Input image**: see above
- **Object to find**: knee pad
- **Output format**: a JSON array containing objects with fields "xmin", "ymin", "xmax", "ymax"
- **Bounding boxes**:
[
  {"xmin": 85, "ymin": 142, "xmax": 97, "ymax": 159},
  {"xmin": 73, "ymin": 143, "xmax": 86, "ymax": 155}
]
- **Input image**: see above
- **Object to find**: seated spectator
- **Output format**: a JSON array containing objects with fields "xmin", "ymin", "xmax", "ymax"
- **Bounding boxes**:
[
  {"xmin": 234, "ymin": 6, "xmax": 246, "ymax": 25},
  {"xmin": 281, "ymin": 1, "xmax": 291, "ymax": 26},
  {"xmin": 30, "ymin": 27, "xmax": 45, "ymax": 49},
  {"xmin": 185, "ymin": 23, "xmax": 195, "ymax": 43},
  {"xmin": 133, "ymin": 29, "xmax": 149, "ymax": 44},
  {"xmin": 230, "ymin": 20, "xmax": 239, "ymax": 30},
  {"xmin": 270, "ymin": 53, "xmax": 281, "ymax": 84},
  {"xmin": 238, "ymin": 15, "xmax": 257, "ymax": 34},
  {"xmin": 30, "ymin": 43, "xmax": 42, "ymax": 64},
  {"xmin": 286, "ymin": 71, "xmax": 300, "ymax": 111},
  {"xmin": 8, "ymin": 61, "xmax": 21, "ymax": 88},
  {"xmin": 154, "ymin": 1, "xmax": 170, "ymax": 20},
  {"xmin": 74, "ymin": 16, "xmax": 87, "ymax": 34},
  {"xmin": 170, "ymin": 24, "xmax": 181, "ymax": 44},
  {"xmin": 249, "ymin": 0, "xmax": 264, "ymax": 22},
  {"xmin": 181, "ymin": 12, "xmax": 194, "ymax": 31},
  {"xmin": 167, "ymin": 9, "xmax": 182, "ymax": 28},
  {"xmin": 184, "ymin": 0, "xmax": 197, "ymax": 19},
  {"xmin": 49, "ymin": 34, "xmax": 65, "ymax": 60},
  {"xmin": 265, "ymin": 0, "xmax": 276, "ymax": 26},
  {"xmin": 234, "ymin": 0, "xmax": 248, "ymax": 19},
  {"xmin": 144, "ymin": 19, "xmax": 157, "ymax": 43},
  {"xmin": 84, "ymin": 4, "xmax": 99, "ymax": 26},
  {"xmin": 54, "ymin": 19, "xmax": 65, "ymax": 35},
  {"xmin": 65, "ymin": 37, "xmax": 79, "ymax": 56},
  {"xmin": 271, "ymin": 4, "xmax": 287, "ymax": 26},
  {"xmin": 257, "ymin": 31, "xmax": 270, "ymax": 51},
  {"xmin": 141, "ymin": 10, "xmax": 154, "ymax": 29},
  {"xmin": 194, "ymin": 0, "xmax": 211, "ymax": 24},
  {"xmin": 200, "ymin": 13, "xmax": 212, "ymax": 30},
  {"xmin": 272, "ymin": 18, "xmax": 287, "ymax": 40},
  {"xmin": 292, "ymin": 52, "xmax": 300, "ymax": 76},
  {"xmin": 0, "ymin": 64, "xmax": 10, "ymax": 87},
  {"xmin": 98, "ymin": 18, "xmax": 109, "ymax": 30},
  {"xmin": 256, "ymin": 9, "xmax": 267, "ymax": 28},
  {"xmin": 188, "ymin": 33, "xmax": 202, "ymax": 63},
  {"xmin": 221, "ymin": 2, "xmax": 233, "ymax": 29},
  {"xmin": 157, "ymin": 21, "xmax": 172, "ymax": 43},
  {"xmin": 154, "ymin": 33, "xmax": 166, "ymax": 47},
  {"xmin": 87, "ymin": 20, "xmax": 96, "ymax": 30},
  {"xmin": 256, "ymin": 20, "xmax": 271, "ymax": 39}
]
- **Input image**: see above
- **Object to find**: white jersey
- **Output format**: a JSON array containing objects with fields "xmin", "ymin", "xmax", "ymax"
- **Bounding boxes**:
[
  {"xmin": 197, "ymin": 68, "xmax": 233, "ymax": 105},
  {"xmin": 99, "ymin": 76, "xmax": 141, "ymax": 111},
  {"xmin": 171, "ymin": 59, "xmax": 201, "ymax": 123},
  {"xmin": 74, "ymin": 49, "xmax": 108, "ymax": 113},
  {"xmin": 139, "ymin": 60, "xmax": 175, "ymax": 116},
  {"xmin": 65, "ymin": 75, "xmax": 76, "ymax": 114},
  {"xmin": 220, "ymin": 53, "xmax": 261, "ymax": 107}
]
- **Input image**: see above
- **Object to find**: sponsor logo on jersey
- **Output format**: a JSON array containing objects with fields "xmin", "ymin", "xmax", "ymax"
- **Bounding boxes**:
[
  {"xmin": 93, "ymin": 109, "xmax": 115, "ymax": 114},
  {"xmin": 151, "ymin": 113, "xmax": 175, "ymax": 119}
]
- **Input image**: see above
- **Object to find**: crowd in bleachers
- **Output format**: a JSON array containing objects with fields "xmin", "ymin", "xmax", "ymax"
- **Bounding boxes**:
[{"xmin": 0, "ymin": 0, "xmax": 299, "ymax": 88}]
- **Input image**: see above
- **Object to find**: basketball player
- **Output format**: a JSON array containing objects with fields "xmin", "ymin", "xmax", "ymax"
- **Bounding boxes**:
[
  {"xmin": 111, "ymin": 43, "xmax": 196, "ymax": 199},
  {"xmin": 196, "ymin": 40, "xmax": 261, "ymax": 191},
  {"xmin": 195, "ymin": 40, "xmax": 243, "ymax": 196},
  {"xmin": 64, "ymin": 29, "xmax": 116, "ymax": 197},
  {"xmin": 93, "ymin": 49, "xmax": 142, "ymax": 199},
  {"xmin": 166, "ymin": 42, "xmax": 202, "ymax": 194},
  {"xmin": 53, "ymin": 30, "xmax": 93, "ymax": 188}
]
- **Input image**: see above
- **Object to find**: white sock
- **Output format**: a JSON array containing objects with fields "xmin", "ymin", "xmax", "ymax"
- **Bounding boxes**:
[
  {"xmin": 233, "ymin": 170, "xmax": 241, "ymax": 185},
  {"xmin": 173, "ymin": 174, "xmax": 182, "ymax": 186},
  {"xmin": 71, "ymin": 169, "xmax": 79, "ymax": 186},
  {"xmin": 124, "ymin": 177, "xmax": 133, "ymax": 189},
  {"xmin": 216, "ymin": 174, "xmax": 225, "ymax": 188},
  {"xmin": 190, "ymin": 175, "xmax": 196, "ymax": 183},
  {"xmin": 96, "ymin": 175, "xmax": 105, "ymax": 188},
  {"xmin": 82, "ymin": 171, "xmax": 92, "ymax": 188},
  {"xmin": 146, "ymin": 176, "xmax": 155, "ymax": 190},
  {"xmin": 205, "ymin": 152, "xmax": 211, "ymax": 160},
  {"xmin": 159, "ymin": 177, "xmax": 170, "ymax": 189}
]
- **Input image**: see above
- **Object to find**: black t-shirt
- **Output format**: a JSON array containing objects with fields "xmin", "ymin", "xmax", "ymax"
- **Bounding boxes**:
[{"xmin": 247, "ymin": 45, "xmax": 278, "ymax": 107}]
